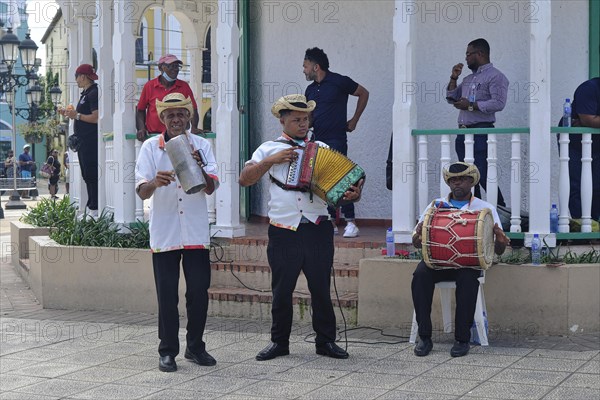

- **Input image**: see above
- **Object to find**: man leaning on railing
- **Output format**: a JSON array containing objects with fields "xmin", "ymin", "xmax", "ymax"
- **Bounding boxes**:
[{"xmin": 561, "ymin": 77, "xmax": 600, "ymax": 222}]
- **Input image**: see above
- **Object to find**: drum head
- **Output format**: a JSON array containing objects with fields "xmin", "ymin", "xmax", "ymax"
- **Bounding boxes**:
[{"xmin": 477, "ymin": 209, "xmax": 495, "ymax": 269}]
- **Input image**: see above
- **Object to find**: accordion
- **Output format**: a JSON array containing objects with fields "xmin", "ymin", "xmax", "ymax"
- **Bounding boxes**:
[{"xmin": 282, "ymin": 141, "xmax": 365, "ymax": 207}]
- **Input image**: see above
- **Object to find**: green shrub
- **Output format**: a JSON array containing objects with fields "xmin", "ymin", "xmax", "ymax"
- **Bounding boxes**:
[
  {"xmin": 20, "ymin": 196, "xmax": 77, "ymax": 228},
  {"xmin": 50, "ymin": 209, "xmax": 150, "ymax": 249}
]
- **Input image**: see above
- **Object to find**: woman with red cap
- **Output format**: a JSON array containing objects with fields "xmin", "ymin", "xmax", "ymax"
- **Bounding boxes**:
[{"xmin": 60, "ymin": 64, "xmax": 99, "ymax": 215}]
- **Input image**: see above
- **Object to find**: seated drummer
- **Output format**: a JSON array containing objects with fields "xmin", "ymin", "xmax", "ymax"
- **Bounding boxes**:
[
  {"xmin": 411, "ymin": 162, "xmax": 510, "ymax": 357},
  {"xmin": 239, "ymin": 94, "xmax": 363, "ymax": 361}
]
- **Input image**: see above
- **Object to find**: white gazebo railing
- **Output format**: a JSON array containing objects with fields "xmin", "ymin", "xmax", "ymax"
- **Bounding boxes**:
[{"xmin": 410, "ymin": 127, "xmax": 600, "ymax": 244}]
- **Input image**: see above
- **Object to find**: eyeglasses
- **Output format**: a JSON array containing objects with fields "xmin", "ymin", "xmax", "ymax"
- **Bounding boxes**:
[{"xmin": 465, "ymin": 51, "xmax": 479, "ymax": 58}]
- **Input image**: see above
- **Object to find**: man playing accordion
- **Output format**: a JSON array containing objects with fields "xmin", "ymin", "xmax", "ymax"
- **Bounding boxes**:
[
  {"xmin": 239, "ymin": 94, "xmax": 363, "ymax": 361},
  {"xmin": 411, "ymin": 162, "xmax": 510, "ymax": 357}
]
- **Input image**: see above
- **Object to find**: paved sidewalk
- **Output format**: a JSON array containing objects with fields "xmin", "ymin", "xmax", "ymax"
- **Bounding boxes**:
[{"xmin": 1, "ymin": 193, "xmax": 599, "ymax": 399}]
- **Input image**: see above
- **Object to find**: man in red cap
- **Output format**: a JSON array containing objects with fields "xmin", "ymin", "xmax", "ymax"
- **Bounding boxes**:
[{"xmin": 136, "ymin": 54, "xmax": 202, "ymax": 141}]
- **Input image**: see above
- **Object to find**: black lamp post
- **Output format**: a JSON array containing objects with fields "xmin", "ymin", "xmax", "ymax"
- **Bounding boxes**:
[{"xmin": 0, "ymin": 29, "xmax": 39, "ymax": 212}]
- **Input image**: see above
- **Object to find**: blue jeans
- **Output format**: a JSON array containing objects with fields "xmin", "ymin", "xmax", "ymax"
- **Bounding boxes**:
[{"xmin": 21, "ymin": 170, "xmax": 31, "ymax": 178}]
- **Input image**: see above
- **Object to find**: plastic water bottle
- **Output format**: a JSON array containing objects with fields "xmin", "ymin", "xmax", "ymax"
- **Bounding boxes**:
[
  {"xmin": 550, "ymin": 204, "xmax": 559, "ymax": 233},
  {"xmin": 386, "ymin": 227, "xmax": 395, "ymax": 256},
  {"xmin": 469, "ymin": 83, "xmax": 477, "ymax": 104},
  {"xmin": 563, "ymin": 98, "xmax": 571, "ymax": 127},
  {"xmin": 531, "ymin": 234, "xmax": 541, "ymax": 265}
]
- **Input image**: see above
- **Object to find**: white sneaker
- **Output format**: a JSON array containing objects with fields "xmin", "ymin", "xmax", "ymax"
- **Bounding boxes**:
[
  {"xmin": 343, "ymin": 222, "xmax": 359, "ymax": 238},
  {"xmin": 332, "ymin": 222, "xmax": 339, "ymax": 235}
]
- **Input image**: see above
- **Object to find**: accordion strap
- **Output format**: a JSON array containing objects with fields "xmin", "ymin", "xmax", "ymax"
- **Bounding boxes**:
[
  {"xmin": 269, "ymin": 175, "xmax": 308, "ymax": 192},
  {"xmin": 273, "ymin": 139, "xmax": 298, "ymax": 146}
]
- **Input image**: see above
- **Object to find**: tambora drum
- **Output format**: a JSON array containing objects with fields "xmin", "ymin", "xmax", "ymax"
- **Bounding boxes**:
[{"xmin": 421, "ymin": 207, "xmax": 495, "ymax": 270}]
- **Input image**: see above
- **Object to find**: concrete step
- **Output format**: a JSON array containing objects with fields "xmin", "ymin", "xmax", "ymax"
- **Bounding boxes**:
[
  {"xmin": 214, "ymin": 237, "xmax": 385, "ymax": 266},
  {"xmin": 207, "ymin": 287, "xmax": 358, "ymax": 325},
  {"xmin": 211, "ymin": 261, "xmax": 359, "ymax": 295}
]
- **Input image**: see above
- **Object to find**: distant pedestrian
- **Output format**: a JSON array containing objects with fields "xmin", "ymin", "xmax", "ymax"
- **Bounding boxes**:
[{"xmin": 46, "ymin": 149, "xmax": 61, "ymax": 199}]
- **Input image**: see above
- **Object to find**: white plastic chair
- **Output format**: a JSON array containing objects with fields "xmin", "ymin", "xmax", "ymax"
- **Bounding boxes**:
[{"xmin": 409, "ymin": 274, "xmax": 488, "ymax": 346}]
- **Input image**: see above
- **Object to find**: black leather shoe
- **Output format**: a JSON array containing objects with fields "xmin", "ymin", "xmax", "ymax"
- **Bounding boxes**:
[
  {"xmin": 158, "ymin": 355, "xmax": 177, "ymax": 372},
  {"xmin": 316, "ymin": 342, "xmax": 349, "ymax": 359},
  {"xmin": 256, "ymin": 342, "xmax": 289, "ymax": 361},
  {"xmin": 184, "ymin": 348, "xmax": 217, "ymax": 366},
  {"xmin": 450, "ymin": 340, "xmax": 470, "ymax": 357},
  {"xmin": 414, "ymin": 337, "xmax": 433, "ymax": 357}
]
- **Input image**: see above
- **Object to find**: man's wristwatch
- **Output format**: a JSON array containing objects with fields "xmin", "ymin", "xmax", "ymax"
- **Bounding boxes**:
[{"xmin": 76, "ymin": 113, "xmax": 81, "ymax": 121}]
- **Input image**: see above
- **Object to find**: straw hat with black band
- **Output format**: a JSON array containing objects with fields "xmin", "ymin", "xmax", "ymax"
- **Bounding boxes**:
[{"xmin": 271, "ymin": 94, "xmax": 316, "ymax": 118}]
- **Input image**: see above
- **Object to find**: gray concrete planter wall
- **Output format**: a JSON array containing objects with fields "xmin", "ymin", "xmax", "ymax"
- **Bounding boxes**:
[
  {"xmin": 358, "ymin": 258, "xmax": 599, "ymax": 336},
  {"xmin": 26, "ymin": 236, "xmax": 182, "ymax": 313},
  {"xmin": 10, "ymin": 221, "xmax": 51, "ymax": 266}
]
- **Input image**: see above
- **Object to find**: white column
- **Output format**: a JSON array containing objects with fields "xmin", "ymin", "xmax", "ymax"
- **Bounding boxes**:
[
  {"xmin": 211, "ymin": 0, "xmax": 245, "ymax": 238},
  {"xmin": 558, "ymin": 133, "xmax": 570, "ymax": 232},
  {"xmin": 486, "ymin": 135, "xmax": 498, "ymax": 207},
  {"xmin": 510, "ymin": 133, "xmax": 523, "ymax": 232},
  {"xmin": 392, "ymin": 0, "xmax": 417, "ymax": 243},
  {"xmin": 62, "ymin": 4, "xmax": 80, "ymax": 207},
  {"xmin": 439, "ymin": 135, "xmax": 451, "ymax": 197},
  {"xmin": 580, "ymin": 133, "xmax": 593, "ymax": 232},
  {"xmin": 417, "ymin": 135, "xmax": 428, "ymax": 213},
  {"xmin": 97, "ymin": 0, "xmax": 113, "ymax": 213},
  {"xmin": 111, "ymin": 0, "xmax": 136, "ymax": 225},
  {"xmin": 527, "ymin": 0, "xmax": 554, "ymax": 246}
]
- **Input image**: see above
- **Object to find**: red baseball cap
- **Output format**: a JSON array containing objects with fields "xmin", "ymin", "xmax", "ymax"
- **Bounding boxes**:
[
  {"xmin": 158, "ymin": 54, "xmax": 183, "ymax": 65},
  {"xmin": 75, "ymin": 64, "xmax": 98, "ymax": 80}
]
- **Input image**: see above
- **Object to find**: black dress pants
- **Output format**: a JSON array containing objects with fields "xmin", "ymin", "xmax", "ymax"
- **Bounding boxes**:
[
  {"xmin": 152, "ymin": 249, "xmax": 211, "ymax": 357},
  {"xmin": 411, "ymin": 260, "xmax": 480, "ymax": 342},
  {"xmin": 267, "ymin": 221, "xmax": 336, "ymax": 346}
]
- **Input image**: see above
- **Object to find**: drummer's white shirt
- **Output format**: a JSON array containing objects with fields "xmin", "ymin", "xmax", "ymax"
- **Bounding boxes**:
[
  {"xmin": 418, "ymin": 195, "xmax": 502, "ymax": 226},
  {"xmin": 245, "ymin": 137, "xmax": 330, "ymax": 230},
  {"xmin": 135, "ymin": 132, "xmax": 219, "ymax": 253}
]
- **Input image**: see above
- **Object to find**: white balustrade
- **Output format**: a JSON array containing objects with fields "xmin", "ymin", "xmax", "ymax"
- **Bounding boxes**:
[
  {"xmin": 557, "ymin": 133, "xmax": 571, "ymax": 232},
  {"xmin": 510, "ymin": 133, "xmax": 522, "ymax": 232}
]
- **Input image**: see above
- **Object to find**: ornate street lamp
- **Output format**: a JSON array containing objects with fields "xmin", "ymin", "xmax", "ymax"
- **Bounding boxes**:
[
  {"xmin": 49, "ymin": 85, "xmax": 62, "ymax": 106},
  {"xmin": 0, "ymin": 29, "xmax": 39, "ymax": 212},
  {"xmin": 0, "ymin": 28, "xmax": 20, "ymax": 68}
]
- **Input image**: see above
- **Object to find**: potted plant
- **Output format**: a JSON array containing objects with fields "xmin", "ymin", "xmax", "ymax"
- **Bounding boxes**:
[{"xmin": 18, "ymin": 119, "xmax": 61, "ymax": 144}]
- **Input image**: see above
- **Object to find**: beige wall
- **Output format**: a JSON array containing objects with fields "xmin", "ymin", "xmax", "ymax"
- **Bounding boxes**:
[{"xmin": 359, "ymin": 258, "xmax": 600, "ymax": 336}]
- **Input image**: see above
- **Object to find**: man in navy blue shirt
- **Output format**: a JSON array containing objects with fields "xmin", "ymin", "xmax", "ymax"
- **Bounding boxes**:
[
  {"xmin": 567, "ymin": 77, "xmax": 600, "ymax": 221},
  {"xmin": 304, "ymin": 47, "xmax": 369, "ymax": 238}
]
